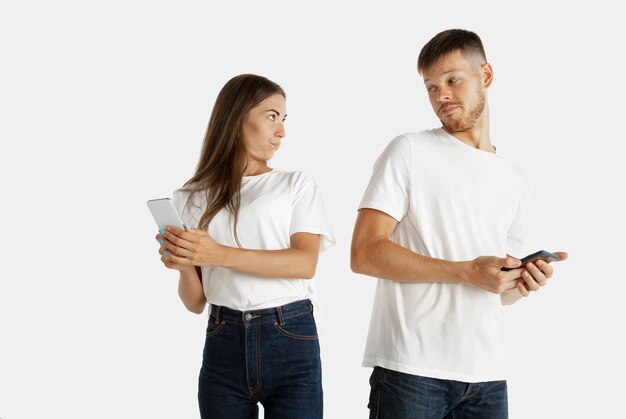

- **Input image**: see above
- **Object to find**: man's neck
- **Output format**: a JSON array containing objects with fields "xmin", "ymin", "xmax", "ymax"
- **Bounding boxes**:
[{"xmin": 443, "ymin": 111, "xmax": 495, "ymax": 153}]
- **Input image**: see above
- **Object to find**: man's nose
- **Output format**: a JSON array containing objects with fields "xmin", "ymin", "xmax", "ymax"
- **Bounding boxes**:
[{"xmin": 437, "ymin": 86, "xmax": 452, "ymax": 102}]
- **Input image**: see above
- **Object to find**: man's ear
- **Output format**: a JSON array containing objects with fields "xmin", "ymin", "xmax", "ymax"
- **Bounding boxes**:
[{"xmin": 482, "ymin": 63, "xmax": 494, "ymax": 88}]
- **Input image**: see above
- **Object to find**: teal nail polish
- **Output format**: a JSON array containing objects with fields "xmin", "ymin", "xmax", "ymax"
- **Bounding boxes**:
[
  {"xmin": 159, "ymin": 229, "xmax": 165, "ymax": 234},
  {"xmin": 158, "ymin": 239, "xmax": 164, "ymax": 244},
  {"xmin": 164, "ymin": 250, "xmax": 168, "ymax": 256}
]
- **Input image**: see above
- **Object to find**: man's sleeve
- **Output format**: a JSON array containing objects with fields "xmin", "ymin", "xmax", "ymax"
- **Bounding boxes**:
[{"xmin": 358, "ymin": 135, "xmax": 412, "ymax": 222}]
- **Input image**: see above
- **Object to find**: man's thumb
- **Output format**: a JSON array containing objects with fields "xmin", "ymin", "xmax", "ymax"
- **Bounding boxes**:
[{"xmin": 501, "ymin": 256, "xmax": 521, "ymax": 270}]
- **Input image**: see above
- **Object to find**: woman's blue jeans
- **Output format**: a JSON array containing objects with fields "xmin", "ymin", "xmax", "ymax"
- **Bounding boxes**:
[{"xmin": 198, "ymin": 299, "xmax": 323, "ymax": 419}]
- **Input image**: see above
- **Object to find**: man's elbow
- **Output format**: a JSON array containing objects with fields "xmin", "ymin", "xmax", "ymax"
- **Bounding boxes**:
[
  {"xmin": 350, "ymin": 243, "xmax": 370, "ymax": 275},
  {"xmin": 301, "ymin": 267, "xmax": 316, "ymax": 280}
]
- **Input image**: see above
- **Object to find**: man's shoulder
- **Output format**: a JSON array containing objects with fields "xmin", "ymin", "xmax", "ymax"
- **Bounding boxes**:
[
  {"xmin": 385, "ymin": 129, "xmax": 442, "ymax": 154},
  {"xmin": 395, "ymin": 128, "xmax": 441, "ymax": 145}
]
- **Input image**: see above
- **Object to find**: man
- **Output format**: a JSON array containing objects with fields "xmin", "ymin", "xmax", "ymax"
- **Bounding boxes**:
[{"xmin": 351, "ymin": 29, "xmax": 567, "ymax": 419}]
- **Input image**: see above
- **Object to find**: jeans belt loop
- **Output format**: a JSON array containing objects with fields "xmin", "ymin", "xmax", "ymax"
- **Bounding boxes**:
[
  {"xmin": 214, "ymin": 305, "xmax": 221, "ymax": 324},
  {"xmin": 277, "ymin": 305, "xmax": 285, "ymax": 326}
]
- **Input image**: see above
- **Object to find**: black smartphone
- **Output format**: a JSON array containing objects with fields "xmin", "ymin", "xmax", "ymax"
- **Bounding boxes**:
[{"xmin": 501, "ymin": 250, "xmax": 560, "ymax": 271}]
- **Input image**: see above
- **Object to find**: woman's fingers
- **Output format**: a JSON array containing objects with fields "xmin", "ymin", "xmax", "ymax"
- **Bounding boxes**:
[
  {"xmin": 158, "ymin": 241, "xmax": 193, "ymax": 259},
  {"xmin": 156, "ymin": 229, "xmax": 194, "ymax": 270},
  {"xmin": 162, "ymin": 228, "xmax": 195, "ymax": 251},
  {"xmin": 161, "ymin": 255, "xmax": 185, "ymax": 270},
  {"xmin": 165, "ymin": 251, "xmax": 193, "ymax": 266}
]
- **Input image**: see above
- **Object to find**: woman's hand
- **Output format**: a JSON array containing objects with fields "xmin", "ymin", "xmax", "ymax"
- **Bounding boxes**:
[
  {"xmin": 155, "ymin": 229, "xmax": 194, "ymax": 272},
  {"xmin": 156, "ymin": 227, "xmax": 207, "ymax": 313},
  {"xmin": 158, "ymin": 226, "xmax": 225, "ymax": 268}
]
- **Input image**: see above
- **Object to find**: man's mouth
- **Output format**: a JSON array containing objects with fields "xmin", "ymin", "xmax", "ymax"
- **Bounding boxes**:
[{"xmin": 440, "ymin": 105, "xmax": 460, "ymax": 116}]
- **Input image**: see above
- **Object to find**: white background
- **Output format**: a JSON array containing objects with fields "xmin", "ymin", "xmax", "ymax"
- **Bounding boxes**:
[{"xmin": 1, "ymin": 1, "xmax": 624, "ymax": 418}]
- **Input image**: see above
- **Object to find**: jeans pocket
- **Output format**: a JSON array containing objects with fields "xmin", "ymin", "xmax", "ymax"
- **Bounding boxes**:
[
  {"xmin": 273, "ymin": 313, "xmax": 319, "ymax": 340},
  {"xmin": 206, "ymin": 318, "xmax": 226, "ymax": 337}
]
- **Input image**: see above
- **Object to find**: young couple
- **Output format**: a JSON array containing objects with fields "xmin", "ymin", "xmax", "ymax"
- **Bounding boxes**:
[{"xmin": 155, "ymin": 29, "xmax": 567, "ymax": 419}]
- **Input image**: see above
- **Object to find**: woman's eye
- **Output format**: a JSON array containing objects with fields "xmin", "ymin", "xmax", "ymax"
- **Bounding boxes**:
[{"xmin": 268, "ymin": 114, "xmax": 276, "ymax": 121}]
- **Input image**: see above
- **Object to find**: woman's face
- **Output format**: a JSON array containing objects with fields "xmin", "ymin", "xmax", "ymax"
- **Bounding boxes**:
[{"xmin": 241, "ymin": 93, "xmax": 286, "ymax": 162}]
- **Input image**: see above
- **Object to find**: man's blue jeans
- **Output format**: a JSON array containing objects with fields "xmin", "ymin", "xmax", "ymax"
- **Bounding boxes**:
[
  {"xmin": 368, "ymin": 367, "xmax": 508, "ymax": 419},
  {"xmin": 198, "ymin": 299, "xmax": 323, "ymax": 419}
]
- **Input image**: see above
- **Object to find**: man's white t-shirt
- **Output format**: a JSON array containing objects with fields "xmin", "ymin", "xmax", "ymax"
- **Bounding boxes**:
[
  {"xmin": 359, "ymin": 128, "xmax": 531, "ymax": 382},
  {"xmin": 173, "ymin": 169, "xmax": 335, "ymax": 311}
]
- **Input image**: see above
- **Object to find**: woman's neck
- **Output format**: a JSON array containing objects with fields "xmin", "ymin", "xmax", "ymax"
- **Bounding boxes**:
[{"xmin": 243, "ymin": 160, "xmax": 272, "ymax": 176}]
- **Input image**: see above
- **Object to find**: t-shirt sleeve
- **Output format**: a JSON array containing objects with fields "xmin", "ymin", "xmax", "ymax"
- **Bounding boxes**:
[
  {"xmin": 506, "ymin": 182, "xmax": 533, "ymax": 258},
  {"xmin": 171, "ymin": 188, "xmax": 199, "ymax": 228},
  {"xmin": 290, "ymin": 172, "xmax": 336, "ymax": 253},
  {"xmin": 358, "ymin": 135, "xmax": 412, "ymax": 222}
]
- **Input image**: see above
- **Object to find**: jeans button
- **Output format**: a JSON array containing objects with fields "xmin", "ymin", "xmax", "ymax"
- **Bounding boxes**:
[{"xmin": 245, "ymin": 313, "xmax": 253, "ymax": 321}]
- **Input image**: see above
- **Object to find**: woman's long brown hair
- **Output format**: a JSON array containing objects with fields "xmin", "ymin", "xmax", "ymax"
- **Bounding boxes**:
[{"xmin": 181, "ymin": 74, "xmax": 285, "ymax": 247}]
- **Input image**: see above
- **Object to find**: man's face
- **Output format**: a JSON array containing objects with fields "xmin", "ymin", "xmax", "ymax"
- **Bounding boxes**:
[{"xmin": 422, "ymin": 50, "xmax": 490, "ymax": 133}]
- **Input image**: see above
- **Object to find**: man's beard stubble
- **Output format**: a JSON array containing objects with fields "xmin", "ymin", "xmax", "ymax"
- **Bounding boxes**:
[{"xmin": 441, "ymin": 89, "xmax": 486, "ymax": 133}]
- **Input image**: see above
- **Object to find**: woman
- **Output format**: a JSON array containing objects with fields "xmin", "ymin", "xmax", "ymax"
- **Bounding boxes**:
[{"xmin": 155, "ymin": 74, "xmax": 334, "ymax": 419}]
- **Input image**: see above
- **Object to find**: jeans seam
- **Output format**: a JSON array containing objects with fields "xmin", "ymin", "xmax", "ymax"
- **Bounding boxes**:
[
  {"xmin": 249, "ymin": 324, "xmax": 262, "ymax": 395},
  {"xmin": 206, "ymin": 320, "xmax": 226, "ymax": 337},
  {"xmin": 376, "ymin": 368, "xmax": 385, "ymax": 419},
  {"xmin": 273, "ymin": 321, "xmax": 319, "ymax": 340},
  {"xmin": 461, "ymin": 383, "xmax": 474, "ymax": 401},
  {"xmin": 280, "ymin": 305, "xmax": 313, "ymax": 322},
  {"xmin": 245, "ymin": 325, "xmax": 253, "ymax": 397}
]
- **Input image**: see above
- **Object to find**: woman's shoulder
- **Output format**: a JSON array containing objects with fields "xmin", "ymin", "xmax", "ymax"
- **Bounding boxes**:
[
  {"xmin": 172, "ymin": 184, "xmax": 198, "ymax": 202},
  {"xmin": 267, "ymin": 170, "xmax": 321, "ymax": 194},
  {"xmin": 271, "ymin": 169, "xmax": 317, "ymax": 184},
  {"xmin": 172, "ymin": 183, "xmax": 207, "ymax": 213}
]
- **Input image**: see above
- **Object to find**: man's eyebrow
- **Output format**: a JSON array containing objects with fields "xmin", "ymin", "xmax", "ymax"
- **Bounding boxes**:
[{"xmin": 424, "ymin": 70, "xmax": 457, "ymax": 83}]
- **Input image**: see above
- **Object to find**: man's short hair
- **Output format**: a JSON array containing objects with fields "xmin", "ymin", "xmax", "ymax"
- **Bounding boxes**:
[{"xmin": 417, "ymin": 29, "xmax": 487, "ymax": 75}]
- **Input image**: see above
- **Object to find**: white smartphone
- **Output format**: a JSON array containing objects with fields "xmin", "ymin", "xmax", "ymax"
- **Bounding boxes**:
[{"xmin": 147, "ymin": 198, "xmax": 186, "ymax": 230}]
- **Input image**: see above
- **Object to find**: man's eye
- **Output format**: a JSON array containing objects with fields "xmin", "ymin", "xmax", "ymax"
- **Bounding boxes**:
[
  {"xmin": 449, "ymin": 78, "xmax": 458, "ymax": 84},
  {"xmin": 427, "ymin": 86, "xmax": 437, "ymax": 92}
]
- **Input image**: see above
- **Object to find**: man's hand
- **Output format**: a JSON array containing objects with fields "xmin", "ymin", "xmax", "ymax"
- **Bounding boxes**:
[
  {"xmin": 467, "ymin": 256, "xmax": 524, "ymax": 293},
  {"xmin": 514, "ymin": 252, "xmax": 569, "ymax": 297}
]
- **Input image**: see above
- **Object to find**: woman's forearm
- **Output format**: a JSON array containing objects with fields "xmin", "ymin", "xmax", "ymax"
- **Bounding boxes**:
[
  {"xmin": 220, "ymin": 247, "xmax": 318, "ymax": 279},
  {"xmin": 178, "ymin": 267, "xmax": 206, "ymax": 314},
  {"xmin": 162, "ymin": 228, "xmax": 321, "ymax": 280}
]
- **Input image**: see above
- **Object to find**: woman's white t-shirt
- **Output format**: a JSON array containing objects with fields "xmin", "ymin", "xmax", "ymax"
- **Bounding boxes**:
[{"xmin": 172, "ymin": 169, "xmax": 335, "ymax": 311}]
